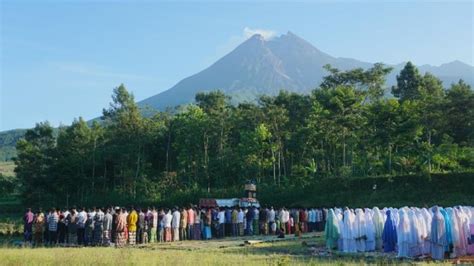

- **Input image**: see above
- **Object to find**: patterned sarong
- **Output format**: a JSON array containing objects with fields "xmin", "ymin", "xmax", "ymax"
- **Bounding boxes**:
[
  {"xmin": 68, "ymin": 233, "xmax": 77, "ymax": 245},
  {"xmin": 116, "ymin": 232, "xmax": 126, "ymax": 248},
  {"xmin": 253, "ymin": 220, "xmax": 259, "ymax": 235},
  {"xmin": 128, "ymin": 231, "xmax": 136, "ymax": 245},
  {"xmin": 238, "ymin": 223, "xmax": 244, "ymax": 236},
  {"xmin": 149, "ymin": 228, "xmax": 156, "ymax": 243},
  {"xmin": 164, "ymin": 228, "xmax": 172, "ymax": 242},
  {"xmin": 102, "ymin": 230, "xmax": 111, "ymax": 245},
  {"xmin": 194, "ymin": 224, "xmax": 201, "ymax": 240}
]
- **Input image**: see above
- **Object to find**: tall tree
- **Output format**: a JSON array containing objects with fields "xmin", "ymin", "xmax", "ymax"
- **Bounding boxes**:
[
  {"xmin": 15, "ymin": 122, "xmax": 56, "ymax": 205},
  {"xmin": 391, "ymin": 62, "xmax": 423, "ymax": 101}
]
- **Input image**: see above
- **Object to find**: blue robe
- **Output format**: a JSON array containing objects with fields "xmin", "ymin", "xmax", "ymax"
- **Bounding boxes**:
[
  {"xmin": 431, "ymin": 207, "xmax": 447, "ymax": 260},
  {"xmin": 440, "ymin": 208, "xmax": 452, "ymax": 251},
  {"xmin": 382, "ymin": 210, "xmax": 397, "ymax": 252}
]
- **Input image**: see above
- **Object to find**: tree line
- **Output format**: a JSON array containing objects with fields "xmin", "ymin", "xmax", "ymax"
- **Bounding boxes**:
[{"xmin": 14, "ymin": 62, "xmax": 474, "ymax": 206}]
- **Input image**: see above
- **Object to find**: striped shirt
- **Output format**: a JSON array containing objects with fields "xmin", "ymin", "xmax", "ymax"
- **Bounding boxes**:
[{"xmin": 48, "ymin": 212, "xmax": 59, "ymax": 231}]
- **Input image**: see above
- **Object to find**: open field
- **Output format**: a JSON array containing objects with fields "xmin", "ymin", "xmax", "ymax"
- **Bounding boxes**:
[
  {"xmin": 1, "ymin": 233, "xmax": 471, "ymax": 265},
  {"xmin": 0, "ymin": 161, "xmax": 15, "ymax": 177}
]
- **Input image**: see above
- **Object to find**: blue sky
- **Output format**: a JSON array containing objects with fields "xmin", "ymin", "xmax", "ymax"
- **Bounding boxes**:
[{"xmin": 1, "ymin": 1, "xmax": 473, "ymax": 131}]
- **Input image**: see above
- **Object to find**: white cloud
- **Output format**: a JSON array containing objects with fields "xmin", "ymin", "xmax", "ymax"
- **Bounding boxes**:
[{"xmin": 243, "ymin": 27, "xmax": 277, "ymax": 40}]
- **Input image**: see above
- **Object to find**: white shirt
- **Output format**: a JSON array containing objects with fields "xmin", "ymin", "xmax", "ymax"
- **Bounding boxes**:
[
  {"xmin": 77, "ymin": 211, "xmax": 87, "ymax": 227},
  {"xmin": 171, "ymin": 211, "xmax": 180, "ymax": 228},
  {"xmin": 268, "ymin": 209, "xmax": 275, "ymax": 222},
  {"xmin": 164, "ymin": 212, "xmax": 172, "ymax": 228},
  {"xmin": 237, "ymin": 211, "xmax": 244, "ymax": 223},
  {"xmin": 218, "ymin": 211, "xmax": 225, "ymax": 224}
]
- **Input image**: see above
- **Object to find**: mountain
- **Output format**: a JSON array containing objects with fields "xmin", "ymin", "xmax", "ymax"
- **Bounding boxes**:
[{"xmin": 138, "ymin": 31, "xmax": 474, "ymax": 110}]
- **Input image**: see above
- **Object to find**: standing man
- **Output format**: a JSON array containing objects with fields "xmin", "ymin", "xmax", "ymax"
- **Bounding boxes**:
[
  {"xmin": 67, "ymin": 208, "xmax": 78, "ymax": 246},
  {"xmin": 225, "ymin": 207, "xmax": 232, "ymax": 237},
  {"xmin": 47, "ymin": 208, "xmax": 59, "ymax": 245},
  {"xmin": 23, "ymin": 208, "xmax": 34, "ymax": 243},
  {"xmin": 77, "ymin": 207, "xmax": 87, "ymax": 245},
  {"xmin": 231, "ymin": 207, "xmax": 238, "ymax": 237},
  {"xmin": 217, "ymin": 208, "xmax": 225, "ymax": 238},
  {"xmin": 103, "ymin": 207, "xmax": 113, "ymax": 246},
  {"xmin": 246, "ymin": 207, "xmax": 255, "ymax": 235},
  {"xmin": 172, "ymin": 207, "xmax": 181, "ymax": 241},
  {"xmin": 137, "ymin": 208, "xmax": 146, "ymax": 244},
  {"xmin": 93, "ymin": 207, "xmax": 104, "ymax": 245},
  {"xmin": 127, "ymin": 206, "xmax": 138, "ymax": 245},
  {"xmin": 180, "ymin": 208, "xmax": 188, "ymax": 240},
  {"xmin": 187, "ymin": 206, "xmax": 194, "ymax": 240},
  {"xmin": 164, "ymin": 209, "xmax": 172, "ymax": 242},
  {"xmin": 268, "ymin": 207, "xmax": 275, "ymax": 235},
  {"xmin": 149, "ymin": 207, "xmax": 158, "ymax": 243},
  {"xmin": 33, "ymin": 209, "xmax": 45, "ymax": 246},
  {"xmin": 115, "ymin": 208, "xmax": 127, "ymax": 248}
]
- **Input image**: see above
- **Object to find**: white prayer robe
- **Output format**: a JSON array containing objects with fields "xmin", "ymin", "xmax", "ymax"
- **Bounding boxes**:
[
  {"xmin": 342, "ymin": 209, "xmax": 356, "ymax": 253},
  {"xmin": 415, "ymin": 209, "xmax": 429, "ymax": 255},
  {"xmin": 354, "ymin": 209, "xmax": 366, "ymax": 252},
  {"xmin": 372, "ymin": 207, "xmax": 384, "ymax": 250},
  {"xmin": 407, "ymin": 209, "xmax": 422, "ymax": 257},
  {"xmin": 397, "ymin": 209, "xmax": 411, "ymax": 258},
  {"xmin": 364, "ymin": 208, "xmax": 376, "ymax": 251},
  {"xmin": 453, "ymin": 208, "xmax": 469, "ymax": 257},
  {"xmin": 335, "ymin": 209, "xmax": 344, "ymax": 251}
]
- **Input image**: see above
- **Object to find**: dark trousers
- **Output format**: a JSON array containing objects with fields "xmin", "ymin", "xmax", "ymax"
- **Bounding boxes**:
[
  {"xmin": 58, "ymin": 223, "xmax": 67, "ymax": 243},
  {"xmin": 44, "ymin": 229, "xmax": 50, "ymax": 243},
  {"xmin": 219, "ymin": 223, "xmax": 225, "ymax": 238},
  {"xmin": 187, "ymin": 224, "xmax": 194, "ymax": 240},
  {"xmin": 137, "ymin": 227, "xmax": 144, "ymax": 243},
  {"xmin": 24, "ymin": 224, "xmax": 33, "ymax": 242},
  {"xmin": 49, "ymin": 230, "xmax": 57, "ymax": 245},
  {"xmin": 246, "ymin": 220, "xmax": 253, "ymax": 235},
  {"xmin": 232, "ymin": 223, "xmax": 238, "ymax": 237},
  {"xmin": 225, "ymin": 223, "xmax": 231, "ymax": 236},
  {"xmin": 77, "ymin": 228, "xmax": 85, "ymax": 245}
]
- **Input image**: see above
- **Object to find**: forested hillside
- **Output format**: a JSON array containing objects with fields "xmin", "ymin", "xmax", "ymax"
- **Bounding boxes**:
[
  {"xmin": 0, "ymin": 129, "xmax": 27, "ymax": 161},
  {"xmin": 12, "ymin": 62, "xmax": 474, "ymax": 207}
]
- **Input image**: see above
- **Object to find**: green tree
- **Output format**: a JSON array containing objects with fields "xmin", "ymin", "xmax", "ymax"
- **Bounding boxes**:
[
  {"xmin": 15, "ymin": 122, "xmax": 56, "ymax": 205},
  {"xmin": 392, "ymin": 62, "xmax": 423, "ymax": 101}
]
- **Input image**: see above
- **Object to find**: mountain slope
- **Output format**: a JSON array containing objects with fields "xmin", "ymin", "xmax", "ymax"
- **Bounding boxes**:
[{"xmin": 139, "ymin": 31, "xmax": 473, "ymax": 110}]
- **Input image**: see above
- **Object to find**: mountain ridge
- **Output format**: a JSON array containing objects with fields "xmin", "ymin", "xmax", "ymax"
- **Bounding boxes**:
[{"xmin": 139, "ymin": 31, "xmax": 473, "ymax": 110}]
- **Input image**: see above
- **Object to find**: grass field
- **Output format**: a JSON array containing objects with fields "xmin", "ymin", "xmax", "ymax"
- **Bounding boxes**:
[
  {"xmin": 0, "ymin": 233, "xmax": 467, "ymax": 266},
  {"xmin": 0, "ymin": 161, "xmax": 15, "ymax": 177}
]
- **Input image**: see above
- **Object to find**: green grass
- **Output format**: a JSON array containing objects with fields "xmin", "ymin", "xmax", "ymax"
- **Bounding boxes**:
[
  {"xmin": 0, "ymin": 161, "xmax": 15, "ymax": 177},
  {"xmin": 0, "ymin": 234, "xmax": 462, "ymax": 265}
]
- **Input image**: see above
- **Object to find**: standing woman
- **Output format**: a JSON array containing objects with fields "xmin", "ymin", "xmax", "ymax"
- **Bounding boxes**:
[
  {"xmin": 430, "ymin": 206, "xmax": 447, "ymax": 260},
  {"xmin": 364, "ymin": 208, "xmax": 376, "ymax": 251},
  {"xmin": 324, "ymin": 209, "xmax": 340, "ymax": 250},
  {"xmin": 382, "ymin": 209, "xmax": 397, "ymax": 252},
  {"xmin": 372, "ymin": 207, "xmax": 384, "ymax": 250},
  {"xmin": 354, "ymin": 208, "xmax": 366, "ymax": 252},
  {"xmin": 397, "ymin": 208, "xmax": 410, "ymax": 258}
]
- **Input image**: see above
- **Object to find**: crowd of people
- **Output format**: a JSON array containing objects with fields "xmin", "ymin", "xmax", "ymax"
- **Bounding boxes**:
[
  {"xmin": 324, "ymin": 206, "xmax": 474, "ymax": 260},
  {"xmin": 22, "ymin": 206, "xmax": 325, "ymax": 248}
]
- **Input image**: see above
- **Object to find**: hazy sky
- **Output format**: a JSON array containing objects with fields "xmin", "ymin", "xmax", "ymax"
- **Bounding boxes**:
[{"xmin": 1, "ymin": 1, "xmax": 473, "ymax": 131}]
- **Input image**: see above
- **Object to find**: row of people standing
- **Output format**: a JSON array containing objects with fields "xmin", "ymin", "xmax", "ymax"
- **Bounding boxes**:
[
  {"xmin": 324, "ymin": 206, "xmax": 474, "ymax": 260},
  {"xmin": 23, "ymin": 206, "xmax": 326, "ymax": 247}
]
